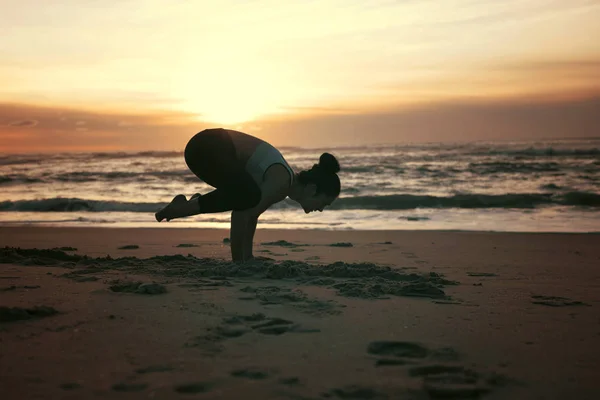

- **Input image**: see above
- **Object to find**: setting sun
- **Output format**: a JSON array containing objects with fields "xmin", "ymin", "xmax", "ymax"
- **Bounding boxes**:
[{"xmin": 172, "ymin": 58, "xmax": 295, "ymax": 125}]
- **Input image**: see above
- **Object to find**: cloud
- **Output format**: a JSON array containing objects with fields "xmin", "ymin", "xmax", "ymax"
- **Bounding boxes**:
[
  {"xmin": 7, "ymin": 119, "xmax": 38, "ymax": 127},
  {"xmin": 488, "ymin": 59, "xmax": 600, "ymax": 83},
  {"xmin": 258, "ymin": 95, "xmax": 600, "ymax": 147},
  {"xmin": 366, "ymin": 56, "xmax": 600, "ymax": 110},
  {"xmin": 0, "ymin": 102, "xmax": 208, "ymax": 153},
  {"xmin": 1, "ymin": 94, "xmax": 599, "ymax": 152}
]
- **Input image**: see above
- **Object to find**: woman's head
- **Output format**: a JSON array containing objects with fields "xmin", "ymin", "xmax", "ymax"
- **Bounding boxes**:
[{"xmin": 296, "ymin": 153, "xmax": 341, "ymax": 213}]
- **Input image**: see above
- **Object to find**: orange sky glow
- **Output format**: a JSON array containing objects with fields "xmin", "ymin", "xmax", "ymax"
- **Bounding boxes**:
[{"xmin": 1, "ymin": 0, "xmax": 599, "ymax": 153}]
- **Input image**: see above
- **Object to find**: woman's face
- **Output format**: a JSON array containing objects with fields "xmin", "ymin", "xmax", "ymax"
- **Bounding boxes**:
[{"xmin": 301, "ymin": 192, "xmax": 336, "ymax": 214}]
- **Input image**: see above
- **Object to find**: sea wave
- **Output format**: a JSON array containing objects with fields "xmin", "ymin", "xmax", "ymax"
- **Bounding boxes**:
[
  {"xmin": 4, "ymin": 160, "xmax": 592, "ymax": 186},
  {"xmin": 90, "ymin": 151, "xmax": 181, "ymax": 159},
  {"xmin": 474, "ymin": 147, "xmax": 600, "ymax": 158},
  {"xmin": 0, "ymin": 198, "xmax": 160, "ymax": 212},
  {"xmin": 468, "ymin": 161, "xmax": 561, "ymax": 174},
  {"xmin": 0, "ymin": 175, "xmax": 44, "ymax": 185},
  {"xmin": 0, "ymin": 156, "xmax": 45, "ymax": 166},
  {"xmin": 327, "ymin": 192, "xmax": 600, "ymax": 210},
  {"xmin": 2, "ymin": 191, "xmax": 599, "ymax": 213},
  {"xmin": 0, "ymin": 151, "xmax": 181, "ymax": 166},
  {"xmin": 0, "ymin": 170, "xmax": 195, "ymax": 185}
]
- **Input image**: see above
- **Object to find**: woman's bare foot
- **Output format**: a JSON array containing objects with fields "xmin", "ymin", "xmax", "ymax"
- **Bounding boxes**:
[{"xmin": 155, "ymin": 194, "xmax": 187, "ymax": 222}]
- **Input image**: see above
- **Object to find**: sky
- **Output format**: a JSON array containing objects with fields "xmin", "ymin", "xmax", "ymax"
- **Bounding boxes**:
[{"xmin": 1, "ymin": 0, "xmax": 599, "ymax": 152}]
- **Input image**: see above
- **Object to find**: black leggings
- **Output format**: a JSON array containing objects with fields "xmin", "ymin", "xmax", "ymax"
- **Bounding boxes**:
[{"xmin": 184, "ymin": 128, "xmax": 261, "ymax": 213}]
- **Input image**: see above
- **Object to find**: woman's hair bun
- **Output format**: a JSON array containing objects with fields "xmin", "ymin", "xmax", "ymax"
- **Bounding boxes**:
[{"xmin": 318, "ymin": 153, "xmax": 340, "ymax": 174}]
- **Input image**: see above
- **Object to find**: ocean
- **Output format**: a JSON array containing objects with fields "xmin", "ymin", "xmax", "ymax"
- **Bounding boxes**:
[{"xmin": 1, "ymin": 138, "xmax": 599, "ymax": 232}]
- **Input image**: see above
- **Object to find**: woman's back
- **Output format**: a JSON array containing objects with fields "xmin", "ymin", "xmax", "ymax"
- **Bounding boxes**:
[
  {"xmin": 225, "ymin": 129, "xmax": 264, "ymax": 166},
  {"xmin": 225, "ymin": 129, "xmax": 294, "ymax": 187}
]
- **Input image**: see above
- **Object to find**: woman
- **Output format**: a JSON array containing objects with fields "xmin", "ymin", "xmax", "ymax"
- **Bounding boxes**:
[{"xmin": 155, "ymin": 128, "xmax": 341, "ymax": 263}]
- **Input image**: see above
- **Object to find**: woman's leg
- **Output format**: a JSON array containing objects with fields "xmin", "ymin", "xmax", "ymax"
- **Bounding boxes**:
[
  {"xmin": 186, "ymin": 128, "xmax": 260, "ymax": 212},
  {"xmin": 184, "ymin": 128, "xmax": 238, "ymax": 191},
  {"xmin": 155, "ymin": 129, "xmax": 261, "ymax": 221}
]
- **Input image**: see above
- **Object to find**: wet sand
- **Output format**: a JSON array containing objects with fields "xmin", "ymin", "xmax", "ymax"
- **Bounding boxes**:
[{"xmin": 1, "ymin": 227, "xmax": 599, "ymax": 399}]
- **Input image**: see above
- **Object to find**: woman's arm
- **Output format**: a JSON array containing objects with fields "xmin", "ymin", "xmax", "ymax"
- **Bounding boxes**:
[
  {"xmin": 229, "ymin": 164, "xmax": 291, "ymax": 263},
  {"xmin": 244, "ymin": 216, "xmax": 258, "ymax": 259},
  {"xmin": 230, "ymin": 211, "xmax": 255, "ymax": 262}
]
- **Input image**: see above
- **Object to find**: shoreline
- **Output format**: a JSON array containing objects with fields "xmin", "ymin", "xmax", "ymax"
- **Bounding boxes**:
[
  {"xmin": 1, "ymin": 225, "xmax": 599, "ymax": 234},
  {"xmin": 2, "ymin": 203, "xmax": 599, "ymax": 233}
]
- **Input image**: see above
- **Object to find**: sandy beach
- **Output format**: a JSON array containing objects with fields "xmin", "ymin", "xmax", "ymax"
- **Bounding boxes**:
[{"xmin": 1, "ymin": 227, "xmax": 599, "ymax": 399}]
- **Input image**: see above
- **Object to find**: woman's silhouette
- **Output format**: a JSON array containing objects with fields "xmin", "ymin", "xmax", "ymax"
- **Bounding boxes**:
[{"xmin": 155, "ymin": 128, "xmax": 341, "ymax": 262}]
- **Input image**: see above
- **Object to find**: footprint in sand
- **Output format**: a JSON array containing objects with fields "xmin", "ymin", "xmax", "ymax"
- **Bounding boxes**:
[
  {"xmin": 0, "ymin": 305, "xmax": 59, "ymax": 323},
  {"xmin": 531, "ymin": 295, "xmax": 590, "ymax": 307},
  {"xmin": 215, "ymin": 325, "xmax": 251, "ymax": 338},
  {"xmin": 224, "ymin": 313, "xmax": 320, "ymax": 336},
  {"xmin": 72, "ymin": 276, "xmax": 99, "ymax": 282},
  {"xmin": 250, "ymin": 317, "xmax": 294, "ymax": 335},
  {"xmin": 364, "ymin": 341, "xmax": 511, "ymax": 398},
  {"xmin": 368, "ymin": 341, "xmax": 460, "ymax": 364},
  {"xmin": 135, "ymin": 365, "xmax": 174, "ymax": 374},
  {"xmin": 432, "ymin": 300, "xmax": 464, "ymax": 305},
  {"xmin": 261, "ymin": 240, "xmax": 309, "ymax": 248},
  {"xmin": 409, "ymin": 364, "xmax": 510, "ymax": 399},
  {"xmin": 322, "ymin": 385, "xmax": 387, "ymax": 399},
  {"xmin": 230, "ymin": 367, "xmax": 273, "ymax": 380},
  {"xmin": 328, "ymin": 242, "xmax": 353, "ymax": 247},
  {"xmin": 367, "ymin": 341, "xmax": 430, "ymax": 360},
  {"xmin": 174, "ymin": 382, "xmax": 213, "ymax": 394},
  {"xmin": 118, "ymin": 245, "xmax": 139, "ymax": 250},
  {"xmin": 467, "ymin": 272, "xmax": 497, "ymax": 277},
  {"xmin": 111, "ymin": 382, "xmax": 148, "ymax": 392},
  {"xmin": 109, "ymin": 280, "xmax": 167, "ymax": 295},
  {"xmin": 60, "ymin": 267, "xmax": 105, "ymax": 283},
  {"xmin": 178, "ymin": 279, "xmax": 233, "ymax": 291},
  {"xmin": 278, "ymin": 377, "xmax": 301, "ymax": 386},
  {"xmin": 184, "ymin": 313, "xmax": 319, "ymax": 353},
  {"xmin": 1, "ymin": 285, "xmax": 41, "ymax": 291},
  {"xmin": 222, "ymin": 312, "xmax": 266, "ymax": 324},
  {"xmin": 183, "ymin": 334, "xmax": 226, "ymax": 354},
  {"xmin": 238, "ymin": 286, "xmax": 341, "ymax": 316}
]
